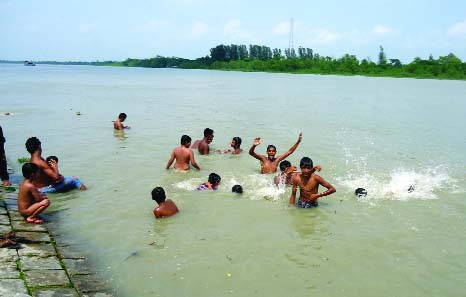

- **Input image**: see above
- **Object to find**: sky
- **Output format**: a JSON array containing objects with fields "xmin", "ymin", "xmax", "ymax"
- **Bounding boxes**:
[{"xmin": 1, "ymin": 0, "xmax": 466, "ymax": 63}]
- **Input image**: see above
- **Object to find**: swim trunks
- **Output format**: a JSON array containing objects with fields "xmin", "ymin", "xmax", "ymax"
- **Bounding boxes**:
[
  {"xmin": 196, "ymin": 183, "xmax": 217, "ymax": 191},
  {"xmin": 296, "ymin": 200, "xmax": 318, "ymax": 208},
  {"xmin": 38, "ymin": 176, "xmax": 83, "ymax": 193}
]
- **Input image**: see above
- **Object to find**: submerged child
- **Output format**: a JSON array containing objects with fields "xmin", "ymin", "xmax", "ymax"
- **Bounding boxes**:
[
  {"xmin": 166, "ymin": 135, "xmax": 201, "ymax": 171},
  {"xmin": 17, "ymin": 163, "xmax": 50, "ymax": 224},
  {"xmin": 197, "ymin": 173, "xmax": 221, "ymax": 190},
  {"xmin": 232, "ymin": 184, "xmax": 243, "ymax": 194},
  {"xmin": 152, "ymin": 187, "xmax": 179, "ymax": 218},
  {"xmin": 43, "ymin": 155, "xmax": 86, "ymax": 193},
  {"xmin": 289, "ymin": 157, "xmax": 336, "ymax": 208},
  {"xmin": 114, "ymin": 113, "xmax": 130, "ymax": 130}
]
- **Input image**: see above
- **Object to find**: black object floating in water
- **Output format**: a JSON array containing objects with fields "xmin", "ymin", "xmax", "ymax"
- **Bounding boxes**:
[
  {"xmin": 408, "ymin": 185, "xmax": 415, "ymax": 193},
  {"xmin": 355, "ymin": 188, "xmax": 367, "ymax": 197}
]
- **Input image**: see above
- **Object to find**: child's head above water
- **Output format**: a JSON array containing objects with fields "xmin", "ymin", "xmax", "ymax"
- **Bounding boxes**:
[
  {"xmin": 46, "ymin": 155, "xmax": 59, "ymax": 164},
  {"xmin": 22, "ymin": 163, "xmax": 39, "ymax": 179},
  {"xmin": 279, "ymin": 160, "xmax": 292, "ymax": 172},
  {"xmin": 208, "ymin": 173, "xmax": 221, "ymax": 186},
  {"xmin": 299, "ymin": 157, "xmax": 313, "ymax": 169},
  {"xmin": 232, "ymin": 184, "xmax": 243, "ymax": 194},
  {"xmin": 151, "ymin": 187, "xmax": 166, "ymax": 204},
  {"xmin": 181, "ymin": 135, "xmax": 191, "ymax": 146},
  {"xmin": 118, "ymin": 113, "xmax": 127, "ymax": 121}
]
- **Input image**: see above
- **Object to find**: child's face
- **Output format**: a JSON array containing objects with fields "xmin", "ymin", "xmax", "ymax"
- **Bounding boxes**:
[
  {"xmin": 267, "ymin": 148, "xmax": 276, "ymax": 158},
  {"xmin": 300, "ymin": 166, "xmax": 312, "ymax": 177}
]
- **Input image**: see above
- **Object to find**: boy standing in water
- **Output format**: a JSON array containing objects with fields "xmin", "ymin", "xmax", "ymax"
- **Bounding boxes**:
[
  {"xmin": 166, "ymin": 135, "xmax": 201, "ymax": 171},
  {"xmin": 289, "ymin": 157, "xmax": 336, "ymax": 208},
  {"xmin": 152, "ymin": 187, "xmax": 179, "ymax": 218},
  {"xmin": 114, "ymin": 113, "xmax": 130, "ymax": 130},
  {"xmin": 274, "ymin": 160, "xmax": 322, "ymax": 186},
  {"xmin": 249, "ymin": 133, "xmax": 302, "ymax": 174},
  {"xmin": 17, "ymin": 163, "xmax": 50, "ymax": 224},
  {"xmin": 191, "ymin": 128, "xmax": 214, "ymax": 155}
]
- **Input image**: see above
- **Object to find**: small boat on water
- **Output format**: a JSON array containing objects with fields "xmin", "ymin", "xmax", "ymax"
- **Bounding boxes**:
[{"xmin": 24, "ymin": 61, "xmax": 36, "ymax": 66}]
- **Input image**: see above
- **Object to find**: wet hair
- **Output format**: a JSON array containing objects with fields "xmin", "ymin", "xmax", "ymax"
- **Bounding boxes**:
[
  {"xmin": 266, "ymin": 145, "xmax": 276, "ymax": 151},
  {"xmin": 232, "ymin": 184, "xmax": 243, "ymax": 194},
  {"xmin": 25, "ymin": 137, "xmax": 41, "ymax": 154},
  {"xmin": 46, "ymin": 155, "xmax": 59, "ymax": 163},
  {"xmin": 118, "ymin": 113, "xmax": 127, "ymax": 120},
  {"xmin": 22, "ymin": 163, "xmax": 39, "ymax": 179},
  {"xmin": 355, "ymin": 188, "xmax": 367, "ymax": 197},
  {"xmin": 208, "ymin": 173, "xmax": 221, "ymax": 185},
  {"xmin": 279, "ymin": 160, "xmax": 292, "ymax": 172},
  {"xmin": 299, "ymin": 157, "xmax": 313, "ymax": 168},
  {"xmin": 203, "ymin": 128, "xmax": 214, "ymax": 137},
  {"xmin": 151, "ymin": 187, "xmax": 166, "ymax": 204},
  {"xmin": 181, "ymin": 135, "xmax": 191, "ymax": 145},
  {"xmin": 232, "ymin": 137, "xmax": 242, "ymax": 147}
]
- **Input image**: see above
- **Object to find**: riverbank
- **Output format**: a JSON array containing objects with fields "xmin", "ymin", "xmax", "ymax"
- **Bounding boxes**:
[{"xmin": 0, "ymin": 185, "xmax": 113, "ymax": 297}]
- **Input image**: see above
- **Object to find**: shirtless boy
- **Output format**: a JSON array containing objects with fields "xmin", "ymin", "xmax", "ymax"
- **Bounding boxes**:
[
  {"xmin": 249, "ymin": 133, "xmax": 302, "ymax": 174},
  {"xmin": 166, "ymin": 135, "xmax": 201, "ymax": 171},
  {"xmin": 289, "ymin": 157, "xmax": 336, "ymax": 208},
  {"xmin": 217, "ymin": 137, "xmax": 243, "ymax": 154},
  {"xmin": 191, "ymin": 128, "xmax": 214, "ymax": 155},
  {"xmin": 114, "ymin": 113, "xmax": 130, "ymax": 130},
  {"xmin": 274, "ymin": 160, "xmax": 322, "ymax": 186},
  {"xmin": 152, "ymin": 187, "xmax": 179, "ymax": 218},
  {"xmin": 45, "ymin": 156, "xmax": 86, "ymax": 192},
  {"xmin": 26, "ymin": 137, "xmax": 64, "ymax": 191},
  {"xmin": 17, "ymin": 163, "xmax": 50, "ymax": 224}
]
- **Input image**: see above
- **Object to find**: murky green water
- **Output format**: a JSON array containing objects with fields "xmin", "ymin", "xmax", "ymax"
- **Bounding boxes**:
[{"xmin": 1, "ymin": 64, "xmax": 465, "ymax": 296}]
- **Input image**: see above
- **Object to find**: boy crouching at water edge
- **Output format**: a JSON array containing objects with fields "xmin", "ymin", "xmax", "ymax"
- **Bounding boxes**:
[
  {"xmin": 152, "ymin": 187, "xmax": 179, "ymax": 218},
  {"xmin": 18, "ymin": 163, "xmax": 50, "ymax": 224},
  {"xmin": 289, "ymin": 157, "xmax": 336, "ymax": 208}
]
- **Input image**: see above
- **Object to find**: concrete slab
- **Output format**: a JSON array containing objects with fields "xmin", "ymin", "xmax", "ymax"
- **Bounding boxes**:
[
  {"xmin": 15, "ymin": 231, "xmax": 51, "ymax": 243},
  {"xmin": 12, "ymin": 220, "xmax": 47, "ymax": 232},
  {"xmin": 0, "ymin": 214, "xmax": 10, "ymax": 225},
  {"xmin": 82, "ymin": 292, "xmax": 114, "ymax": 297},
  {"xmin": 57, "ymin": 245, "xmax": 87, "ymax": 259},
  {"xmin": 8, "ymin": 210, "xmax": 25, "ymax": 221},
  {"xmin": 0, "ymin": 207, "xmax": 7, "ymax": 215},
  {"xmin": 18, "ymin": 243, "xmax": 57, "ymax": 258},
  {"xmin": 2, "ymin": 193, "xmax": 18, "ymax": 199},
  {"xmin": 0, "ymin": 247, "xmax": 18, "ymax": 262},
  {"xmin": 24, "ymin": 269, "xmax": 70, "ymax": 287},
  {"xmin": 21, "ymin": 255, "xmax": 62, "ymax": 271},
  {"xmin": 0, "ymin": 261, "xmax": 20, "ymax": 278},
  {"xmin": 0, "ymin": 224, "xmax": 12, "ymax": 233},
  {"xmin": 71, "ymin": 274, "xmax": 112, "ymax": 293},
  {"xmin": 62, "ymin": 258, "xmax": 92, "ymax": 275},
  {"xmin": 0, "ymin": 278, "xmax": 29, "ymax": 296},
  {"xmin": 4, "ymin": 200, "xmax": 18, "ymax": 211},
  {"xmin": 33, "ymin": 287, "xmax": 80, "ymax": 297}
]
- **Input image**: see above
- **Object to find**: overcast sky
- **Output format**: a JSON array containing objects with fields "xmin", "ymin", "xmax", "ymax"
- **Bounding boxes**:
[{"xmin": 1, "ymin": 0, "xmax": 466, "ymax": 62}]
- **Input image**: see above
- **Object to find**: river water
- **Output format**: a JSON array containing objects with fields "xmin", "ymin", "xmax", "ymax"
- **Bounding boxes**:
[{"xmin": 1, "ymin": 64, "xmax": 465, "ymax": 296}]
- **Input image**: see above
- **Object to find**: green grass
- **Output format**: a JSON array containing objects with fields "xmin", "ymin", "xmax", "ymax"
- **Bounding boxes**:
[{"xmin": 17, "ymin": 157, "xmax": 29, "ymax": 163}]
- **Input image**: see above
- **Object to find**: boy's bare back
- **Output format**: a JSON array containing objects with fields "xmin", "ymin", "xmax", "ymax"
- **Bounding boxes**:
[
  {"xmin": 166, "ymin": 146, "xmax": 200, "ymax": 171},
  {"xmin": 154, "ymin": 199, "xmax": 179, "ymax": 218}
]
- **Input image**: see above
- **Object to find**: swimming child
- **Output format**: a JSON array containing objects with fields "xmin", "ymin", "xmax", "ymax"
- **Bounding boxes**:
[
  {"xmin": 17, "ymin": 163, "xmax": 51, "ymax": 224},
  {"xmin": 232, "ymin": 184, "xmax": 243, "ymax": 194},
  {"xmin": 191, "ymin": 128, "xmax": 214, "ymax": 155},
  {"xmin": 274, "ymin": 160, "xmax": 322, "ymax": 186},
  {"xmin": 289, "ymin": 157, "xmax": 336, "ymax": 208},
  {"xmin": 249, "ymin": 133, "xmax": 302, "ymax": 174},
  {"xmin": 166, "ymin": 135, "xmax": 201, "ymax": 171},
  {"xmin": 197, "ymin": 173, "xmax": 221, "ymax": 190},
  {"xmin": 44, "ymin": 155, "xmax": 86, "ymax": 192},
  {"xmin": 217, "ymin": 137, "xmax": 243, "ymax": 154},
  {"xmin": 152, "ymin": 187, "xmax": 179, "ymax": 218},
  {"xmin": 114, "ymin": 113, "xmax": 130, "ymax": 130}
]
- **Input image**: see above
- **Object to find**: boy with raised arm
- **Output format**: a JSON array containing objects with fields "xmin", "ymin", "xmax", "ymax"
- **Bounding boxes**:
[
  {"xmin": 289, "ymin": 157, "xmax": 336, "ymax": 208},
  {"xmin": 249, "ymin": 133, "xmax": 302, "ymax": 174},
  {"xmin": 26, "ymin": 137, "xmax": 63, "ymax": 190},
  {"xmin": 18, "ymin": 163, "xmax": 50, "ymax": 224},
  {"xmin": 152, "ymin": 187, "xmax": 179, "ymax": 219},
  {"xmin": 166, "ymin": 135, "xmax": 201, "ymax": 171}
]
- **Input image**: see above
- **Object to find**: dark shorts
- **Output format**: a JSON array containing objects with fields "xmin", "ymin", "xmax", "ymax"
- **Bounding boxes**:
[{"xmin": 296, "ymin": 200, "xmax": 318, "ymax": 208}]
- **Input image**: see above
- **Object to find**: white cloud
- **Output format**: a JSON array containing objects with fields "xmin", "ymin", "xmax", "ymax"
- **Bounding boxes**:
[
  {"xmin": 134, "ymin": 20, "xmax": 172, "ymax": 33},
  {"xmin": 224, "ymin": 19, "xmax": 241, "ymax": 36},
  {"xmin": 447, "ymin": 20, "xmax": 466, "ymax": 37},
  {"xmin": 190, "ymin": 21, "xmax": 208, "ymax": 39},
  {"xmin": 223, "ymin": 19, "xmax": 253, "ymax": 41},
  {"xmin": 306, "ymin": 28, "xmax": 342, "ymax": 44},
  {"xmin": 273, "ymin": 21, "xmax": 290, "ymax": 35},
  {"xmin": 372, "ymin": 25, "xmax": 393, "ymax": 36}
]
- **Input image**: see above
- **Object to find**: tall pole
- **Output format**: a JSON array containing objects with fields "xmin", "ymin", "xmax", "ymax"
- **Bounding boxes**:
[{"xmin": 288, "ymin": 18, "xmax": 294, "ymax": 55}]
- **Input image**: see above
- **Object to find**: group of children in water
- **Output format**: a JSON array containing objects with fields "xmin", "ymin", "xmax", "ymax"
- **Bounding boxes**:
[{"xmin": 15, "ymin": 113, "xmax": 336, "ymax": 224}]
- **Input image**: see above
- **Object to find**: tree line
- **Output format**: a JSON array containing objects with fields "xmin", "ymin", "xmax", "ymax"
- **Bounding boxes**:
[{"xmin": 107, "ymin": 44, "xmax": 466, "ymax": 80}]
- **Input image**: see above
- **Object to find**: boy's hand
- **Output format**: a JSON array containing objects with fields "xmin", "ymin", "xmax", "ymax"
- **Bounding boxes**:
[
  {"xmin": 285, "ymin": 165, "xmax": 297, "ymax": 174},
  {"xmin": 298, "ymin": 132, "xmax": 302, "ymax": 142},
  {"xmin": 314, "ymin": 165, "xmax": 322, "ymax": 172},
  {"xmin": 253, "ymin": 137, "xmax": 261, "ymax": 146}
]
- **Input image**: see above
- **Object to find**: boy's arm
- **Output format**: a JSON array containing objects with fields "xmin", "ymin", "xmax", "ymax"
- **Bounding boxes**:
[
  {"xmin": 289, "ymin": 177, "xmax": 298, "ymax": 206},
  {"xmin": 30, "ymin": 184, "xmax": 46, "ymax": 202},
  {"xmin": 249, "ymin": 137, "xmax": 266, "ymax": 161},
  {"xmin": 277, "ymin": 132, "xmax": 302, "ymax": 162},
  {"xmin": 166, "ymin": 150, "xmax": 175, "ymax": 169},
  {"xmin": 198, "ymin": 142, "xmax": 208, "ymax": 155},
  {"xmin": 310, "ymin": 175, "xmax": 336, "ymax": 199},
  {"xmin": 190, "ymin": 151, "xmax": 201, "ymax": 170},
  {"xmin": 39, "ymin": 160, "xmax": 62, "ymax": 182}
]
